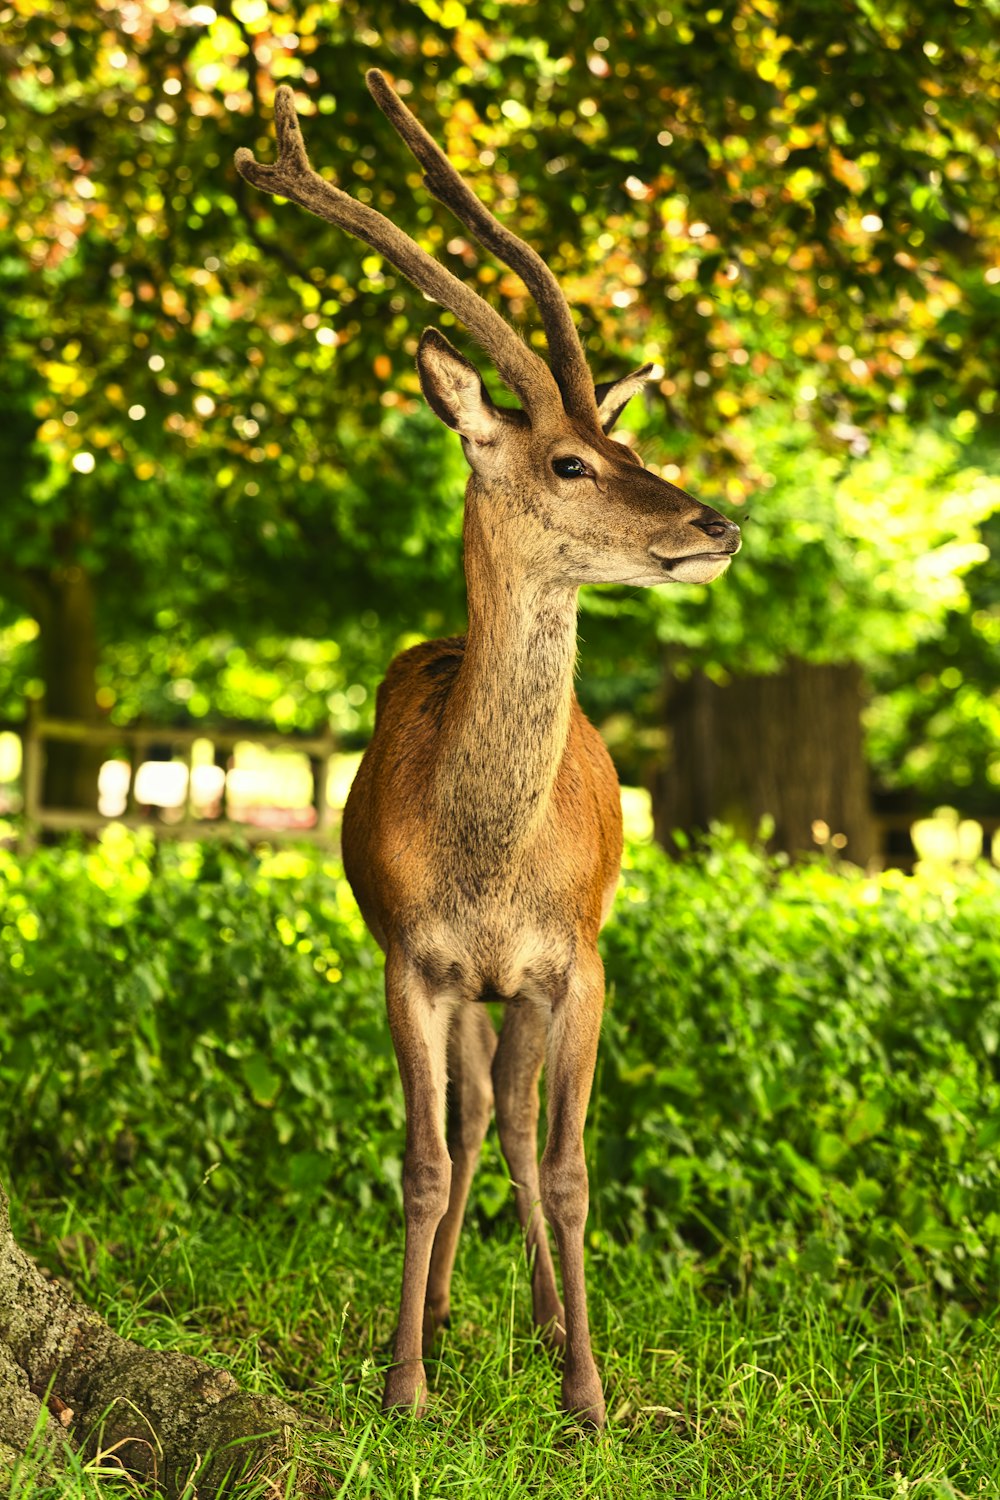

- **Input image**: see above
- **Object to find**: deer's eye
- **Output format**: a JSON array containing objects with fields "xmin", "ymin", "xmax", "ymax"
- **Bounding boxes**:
[{"xmin": 552, "ymin": 456, "xmax": 589, "ymax": 479}]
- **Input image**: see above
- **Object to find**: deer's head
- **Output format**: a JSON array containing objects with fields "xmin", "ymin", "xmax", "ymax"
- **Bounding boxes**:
[{"xmin": 236, "ymin": 76, "xmax": 740, "ymax": 592}]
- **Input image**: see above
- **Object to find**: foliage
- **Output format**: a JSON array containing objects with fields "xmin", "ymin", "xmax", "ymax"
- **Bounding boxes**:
[
  {"xmin": 2, "ymin": 828, "xmax": 998, "ymax": 1307},
  {"xmin": 585, "ymin": 410, "xmax": 1000, "ymax": 680},
  {"xmin": 580, "ymin": 408, "xmax": 1000, "ymax": 792},
  {"xmin": 0, "ymin": 828, "xmax": 402, "ymax": 1212},
  {"xmin": 5, "ymin": 0, "xmax": 999, "ymax": 478},
  {"xmin": 2, "ymin": 0, "xmax": 999, "ymax": 741},
  {"xmin": 599, "ymin": 837, "xmax": 1000, "ymax": 1297},
  {"xmin": 866, "ymin": 503, "xmax": 1000, "ymax": 802}
]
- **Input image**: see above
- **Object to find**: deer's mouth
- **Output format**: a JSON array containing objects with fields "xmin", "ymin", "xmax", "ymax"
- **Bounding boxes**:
[{"xmin": 656, "ymin": 551, "xmax": 734, "ymax": 584}]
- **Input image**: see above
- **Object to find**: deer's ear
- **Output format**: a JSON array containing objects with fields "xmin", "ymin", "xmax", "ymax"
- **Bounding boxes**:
[
  {"xmin": 417, "ymin": 328, "xmax": 505, "ymax": 444},
  {"xmin": 594, "ymin": 363, "xmax": 658, "ymax": 434}
]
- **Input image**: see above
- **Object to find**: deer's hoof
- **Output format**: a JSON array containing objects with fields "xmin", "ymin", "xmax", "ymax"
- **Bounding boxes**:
[{"xmin": 382, "ymin": 1362, "xmax": 428, "ymax": 1418}]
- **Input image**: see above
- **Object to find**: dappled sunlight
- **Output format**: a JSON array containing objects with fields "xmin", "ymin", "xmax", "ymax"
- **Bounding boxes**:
[
  {"xmin": 911, "ymin": 805, "xmax": 1000, "ymax": 872},
  {"xmin": 0, "ymin": 6, "xmax": 999, "ymax": 1487},
  {"xmin": 620, "ymin": 785, "xmax": 654, "ymax": 845},
  {"xmin": 0, "ymin": 1, "xmax": 997, "ymax": 858}
]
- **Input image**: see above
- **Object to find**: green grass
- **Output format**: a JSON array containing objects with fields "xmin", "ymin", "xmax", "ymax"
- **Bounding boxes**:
[{"xmin": 8, "ymin": 1193, "xmax": 1000, "ymax": 1500}]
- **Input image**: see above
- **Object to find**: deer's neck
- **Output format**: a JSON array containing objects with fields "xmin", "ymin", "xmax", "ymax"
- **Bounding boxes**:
[{"xmin": 436, "ymin": 499, "xmax": 578, "ymax": 873}]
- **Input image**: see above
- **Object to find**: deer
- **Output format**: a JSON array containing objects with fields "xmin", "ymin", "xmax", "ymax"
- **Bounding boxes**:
[{"xmin": 235, "ymin": 72, "xmax": 740, "ymax": 1427}]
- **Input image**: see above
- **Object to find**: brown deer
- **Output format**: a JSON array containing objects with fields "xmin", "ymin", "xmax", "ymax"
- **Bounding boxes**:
[{"xmin": 236, "ymin": 73, "xmax": 740, "ymax": 1427}]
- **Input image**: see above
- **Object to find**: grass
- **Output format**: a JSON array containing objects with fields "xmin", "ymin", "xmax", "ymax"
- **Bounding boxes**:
[{"xmin": 8, "ymin": 1193, "xmax": 1000, "ymax": 1500}]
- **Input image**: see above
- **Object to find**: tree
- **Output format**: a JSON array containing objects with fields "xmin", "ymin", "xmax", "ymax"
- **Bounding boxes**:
[
  {"xmin": 2, "ymin": 0, "xmax": 998, "ymax": 830},
  {"xmin": 631, "ymin": 415, "xmax": 1000, "ymax": 857},
  {"xmin": 0, "ymin": 1176, "xmax": 306, "ymax": 1495},
  {"xmin": 1, "ymin": 1, "xmax": 472, "ymax": 803}
]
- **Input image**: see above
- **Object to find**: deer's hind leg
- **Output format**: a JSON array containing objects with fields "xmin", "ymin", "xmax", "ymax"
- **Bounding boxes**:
[
  {"xmin": 424, "ymin": 1003, "xmax": 497, "ymax": 1348},
  {"xmin": 492, "ymin": 1001, "xmax": 565, "ymax": 1345},
  {"xmin": 540, "ymin": 948, "xmax": 605, "ymax": 1425}
]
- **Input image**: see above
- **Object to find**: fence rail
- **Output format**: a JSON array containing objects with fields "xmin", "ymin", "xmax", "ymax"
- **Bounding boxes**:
[
  {"xmin": 2, "ymin": 708, "xmax": 338, "ymax": 850},
  {"xmin": 2, "ymin": 712, "xmax": 998, "ymax": 866}
]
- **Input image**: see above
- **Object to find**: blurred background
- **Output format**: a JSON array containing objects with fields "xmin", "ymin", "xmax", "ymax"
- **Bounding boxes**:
[{"xmin": 2, "ymin": 0, "xmax": 999, "ymax": 867}]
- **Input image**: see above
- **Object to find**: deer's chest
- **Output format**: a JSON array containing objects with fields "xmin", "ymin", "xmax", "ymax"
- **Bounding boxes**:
[{"xmin": 378, "ymin": 794, "xmax": 620, "ymax": 1003}]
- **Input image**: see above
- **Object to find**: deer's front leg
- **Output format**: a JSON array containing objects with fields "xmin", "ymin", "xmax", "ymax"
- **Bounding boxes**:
[
  {"xmin": 383, "ymin": 950, "xmax": 452, "ymax": 1416},
  {"xmin": 540, "ymin": 948, "xmax": 605, "ymax": 1427},
  {"xmin": 424, "ymin": 1002, "xmax": 497, "ymax": 1346}
]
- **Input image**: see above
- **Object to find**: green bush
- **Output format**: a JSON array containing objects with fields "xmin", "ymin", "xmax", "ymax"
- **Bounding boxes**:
[
  {"xmin": 599, "ymin": 839, "xmax": 1000, "ymax": 1299},
  {"xmin": 1, "ymin": 827, "xmax": 998, "ymax": 1301},
  {"xmin": 0, "ymin": 829, "xmax": 404, "ymax": 1211}
]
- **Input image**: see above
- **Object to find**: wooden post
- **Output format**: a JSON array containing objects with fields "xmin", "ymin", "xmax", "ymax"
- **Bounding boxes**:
[
  {"xmin": 181, "ymin": 735, "xmax": 194, "ymax": 825},
  {"xmin": 125, "ymin": 735, "xmax": 141, "ymax": 819},
  {"xmin": 310, "ymin": 732, "xmax": 335, "ymax": 836},
  {"xmin": 20, "ymin": 704, "xmax": 44, "ymax": 854},
  {"xmin": 213, "ymin": 740, "xmax": 230, "ymax": 822}
]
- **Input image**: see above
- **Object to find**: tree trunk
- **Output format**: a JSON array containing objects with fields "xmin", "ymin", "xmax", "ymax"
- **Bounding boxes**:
[
  {"xmin": 0, "ymin": 1178, "xmax": 311, "ymax": 1496},
  {"xmin": 653, "ymin": 658, "xmax": 876, "ymax": 865},
  {"xmin": 36, "ymin": 566, "xmax": 104, "ymax": 812}
]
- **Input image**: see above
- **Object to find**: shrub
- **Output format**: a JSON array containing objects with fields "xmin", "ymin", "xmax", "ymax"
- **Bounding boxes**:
[
  {"xmin": 0, "ymin": 830, "xmax": 403, "ymax": 1210},
  {"xmin": 598, "ymin": 838, "xmax": 1000, "ymax": 1298},
  {"xmin": 1, "ymin": 826, "xmax": 998, "ymax": 1300}
]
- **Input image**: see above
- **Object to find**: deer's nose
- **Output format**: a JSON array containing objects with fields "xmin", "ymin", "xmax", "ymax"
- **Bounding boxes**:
[{"xmin": 691, "ymin": 512, "xmax": 741, "ymax": 551}]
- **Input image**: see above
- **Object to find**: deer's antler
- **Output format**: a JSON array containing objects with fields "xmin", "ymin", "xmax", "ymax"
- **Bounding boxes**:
[
  {"xmin": 365, "ymin": 70, "xmax": 597, "ymax": 423},
  {"xmin": 234, "ymin": 85, "xmax": 561, "ymax": 414}
]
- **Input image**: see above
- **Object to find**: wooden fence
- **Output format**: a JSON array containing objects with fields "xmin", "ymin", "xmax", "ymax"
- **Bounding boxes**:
[
  {"xmin": 2, "ymin": 711, "xmax": 997, "ymax": 866},
  {"xmin": 4, "ymin": 708, "xmax": 337, "ymax": 850}
]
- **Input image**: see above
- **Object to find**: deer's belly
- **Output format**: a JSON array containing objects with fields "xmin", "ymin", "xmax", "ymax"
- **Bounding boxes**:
[{"xmin": 406, "ymin": 914, "xmax": 576, "ymax": 1005}]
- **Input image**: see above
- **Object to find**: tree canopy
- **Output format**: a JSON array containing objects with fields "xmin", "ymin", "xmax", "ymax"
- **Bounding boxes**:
[{"xmin": 1, "ymin": 0, "xmax": 999, "ymax": 794}]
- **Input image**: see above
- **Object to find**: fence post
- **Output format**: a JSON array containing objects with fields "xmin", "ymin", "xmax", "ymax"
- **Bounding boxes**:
[
  {"xmin": 20, "ymin": 703, "xmax": 44, "ymax": 853},
  {"xmin": 311, "ymin": 732, "xmax": 335, "ymax": 835}
]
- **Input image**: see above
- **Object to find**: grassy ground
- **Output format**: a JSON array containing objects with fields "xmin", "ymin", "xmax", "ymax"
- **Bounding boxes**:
[{"xmin": 8, "ymin": 1194, "xmax": 999, "ymax": 1500}]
